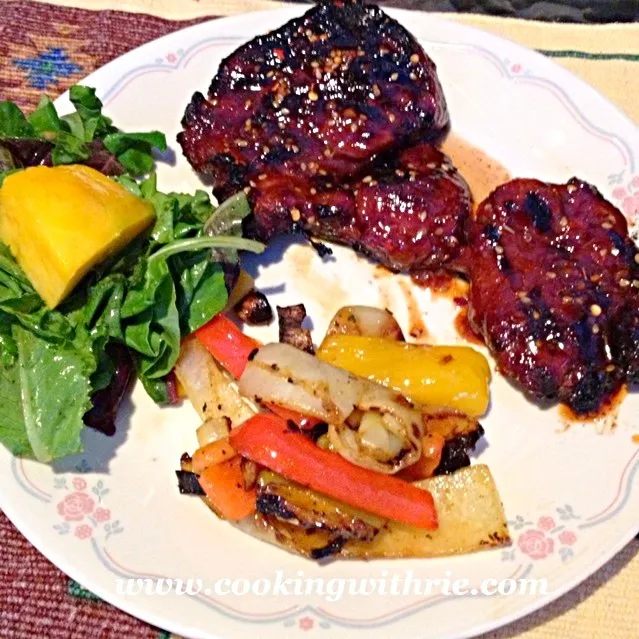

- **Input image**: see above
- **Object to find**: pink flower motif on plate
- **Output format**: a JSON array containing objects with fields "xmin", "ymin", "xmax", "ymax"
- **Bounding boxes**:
[
  {"xmin": 57, "ymin": 492, "xmax": 95, "ymax": 522},
  {"xmin": 537, "ymin": 516, "xmax": 555, "ymax": 532},
  {"xmin": 72, "ymin": 477, "xmax": 87, "ymax": 491},
  {"xmin": 558, "ymin": 530, "xmax": 577, "ymax": 546},
  {"xmin": 299, "ymin": 617, "xmax": 314, "ymax": 631},
  {"xmin": 517, "ymin": 529, "xmax": 554, "ymax": 560},
  {"xmin": 621, "ymin": 194, "xmax": 639, "ymax": 218},
  {"xmin": 166, "ymin": 53, "xmax": 178, "ymax": 63},
  {"xmin": 94, "ymin": 508, "xmax": 111, "ymax": 523},
  {"xmin": 611, "ymin": 178, "xmax": 639, "ymax": 220},
  {"xmin": 511, "ymin": 63, "xmax": 522, "ymax": 73},
  {"xmin": 75, "ymin": 524, "xmax": 93, "ymax": 540}
]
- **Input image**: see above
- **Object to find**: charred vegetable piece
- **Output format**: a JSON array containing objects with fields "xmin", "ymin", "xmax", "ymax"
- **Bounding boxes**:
[
  {"xmin": 174, "ymin": 336, "xmax": 255, "ymax": 426},
  {"xmin": 176, "ymin": 470, "xmax": 205, "ymax": 496},
  {"xmin": 234, "ymin": 289, "xmax": 273, "ymax": 325},
  {"xmin": 434, "ymin": 425, "xmax": 485, "ymax": 476},
  {"xmin": 234, "ymin": 513, "xmax": 340, "ymax": 559},
  {"xmin": 240, "ymin": 458, "xmax": 259, "ymax": 491},
  {"xmin": 318, "ymin": 335, "xmax": 491, "ymax": 416},
  {"xmin": 421, "ymin": 410, "xmax": 481, "ymax": 440},
  {"xmin": 229, "ymin": 414, "xmax": 438, "ymax": 530},
  {"xmin": 397, "ymin": 433, "xmax": 445, "ymax": 482},
  {"xmin": 277, "ymin": 304, "xmax": 314, "ymax": 354},
  {"xmin": 224, "ymin": 269, "xmax": 255, "ymax": 310},
  {"xmin": 325, "ymin": 305, "xmax": 404, "ymax": 340},
  {"xmin": 195, "ymin": 314, "xmax": 260, "ymax": 379},
  {"xmin": 256, "ymin": 471, "xmax": 383, "ymax": 545},
  {"xmin": 196, "ymin": 417, "xmax": 231, "ymax": 448},
  {"xmin": 192, "ymin": 437, "xmax": 237, "ymax": 474},
  {"xmin": 263, "ymin": 402, "xmax": 326, "ymax": 433},
  {"xmin": 239, "ymin": 465, "xmax": 509, "ymax": 560},
  {"xmin": 198, "ymin": 456, "xmax": 256, "ymax": 521}
]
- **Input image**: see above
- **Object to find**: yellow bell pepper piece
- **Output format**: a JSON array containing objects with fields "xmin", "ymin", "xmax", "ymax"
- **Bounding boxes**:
[
  {"xmin": 0, "ymin": 165, "xmax": 155, "ymax": 308},
  {"xmin": 224, "ymin": 268, "xmax": 254, "ymax": 310},
  {"xmin": 317, "ymin": 335, "xmax": 491, "ymax": 416}
]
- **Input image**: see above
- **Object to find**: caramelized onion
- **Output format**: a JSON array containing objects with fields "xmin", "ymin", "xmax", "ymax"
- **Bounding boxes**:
[{"xmin": 239, "ymin": 342, "xmax": 422, "ymax": 473}]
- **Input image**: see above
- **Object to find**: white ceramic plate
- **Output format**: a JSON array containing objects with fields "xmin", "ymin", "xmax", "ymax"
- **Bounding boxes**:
[{"xmin": 1, "ymin": 7, "xmax": 638, "ymax": 639}]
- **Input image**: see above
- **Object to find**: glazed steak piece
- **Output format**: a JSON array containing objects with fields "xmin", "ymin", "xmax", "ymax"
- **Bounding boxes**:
[
  {"xmin": 250, "ymin": 142, "xmax": 471, "ymax": 272},
  {"xmin": 179, "ymin": 0, "xmax": 449, "ymax": 197},
  {"xmin": 467, "ymin": 178, "xmax": 639, "ymax": 414}
]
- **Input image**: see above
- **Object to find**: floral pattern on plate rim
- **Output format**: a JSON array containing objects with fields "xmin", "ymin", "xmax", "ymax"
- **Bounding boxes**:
[
  {"xmin": 52, "ymin": 469, "xmax": 123, "ymax": 542},
  {"xmin": 503, "ymin": 508, "xmax": 581, "ymax": 563}
]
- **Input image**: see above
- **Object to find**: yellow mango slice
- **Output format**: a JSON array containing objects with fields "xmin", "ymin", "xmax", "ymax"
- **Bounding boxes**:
[
  {"xmin": 0, "ymin": 165, "xmax": 155, "ymax": 308},
  {"xmin": 318, "ymin": 334, "xmax": 491, "ymax": 416}
]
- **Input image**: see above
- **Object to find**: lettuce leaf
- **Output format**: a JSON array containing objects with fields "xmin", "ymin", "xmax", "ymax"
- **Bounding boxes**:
[
  {"xmin": 0, "ymin": 186, "xmax": 259, "ymax": 461},
  {"xmin": 28, "ymin": 96, "xmax": 68, "ymax": 135},
  {"xmin": 0, "ymin": 102, "xmax": 34, "ymax": 137},
  {"xmin": 12, "ymin": 324, "xmax": 93, "ymax": 462},
  {"xmin": 103, "ymin": 131, "xmax": 167, "ymax": 175},
  {"xmin": 68, "ymin": 85, "xmax": 116, "ymax": 141},
  {"xmin": 0, "ymin": 357, "xmax": 32, "ymax": 457},
  {"xmin": 0, "ymin": 85, "xmax": 166, "ymax": 177}
]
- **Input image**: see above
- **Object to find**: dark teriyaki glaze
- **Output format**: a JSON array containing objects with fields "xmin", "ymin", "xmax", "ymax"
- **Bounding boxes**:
[
  {"xmin": 454, "ymin": 307, "xmax": 484, "ymax": 346},
  {"xmin": 440, "ymin": 133, "xmax": 511, "ymax": 207},
  {"xmin": 179, "ymin": 0, "xmax": 448, "ymax": 194},
  {"xmin": 179, "ymin": 0, "xmax": 475, "ymax": 274},
  {"xmin": 246, "ymin": 142, "xmax": 471, "ymax": 272},
  {"xmin": 466, "ymin": 177, "xmax": 639, "ymax": 415}
]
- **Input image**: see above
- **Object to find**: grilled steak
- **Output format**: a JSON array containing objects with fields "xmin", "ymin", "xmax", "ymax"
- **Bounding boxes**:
[
  {"xmin": 178, "ymin": 0, "xmax": 470, "ymax": 272},
  {"xmin": 179, "ymin": 0, "xmax": 448, "ymax": 193},
  {"xmin": 250, "ymin": 142, "xmax": 470, "ymax": 272},
  {"xmin": 467, "ymin": 177, "xmax": 639, "ymax": 414}
]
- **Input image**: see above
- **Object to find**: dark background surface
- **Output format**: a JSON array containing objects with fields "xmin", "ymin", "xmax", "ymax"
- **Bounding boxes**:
[{"xmin": 292, "ymin": 0, "xmax": 639, "ymax": 22}]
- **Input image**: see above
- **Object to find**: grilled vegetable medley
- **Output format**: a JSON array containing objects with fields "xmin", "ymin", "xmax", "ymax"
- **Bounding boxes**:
[{"xmin": 176, "ymin": 302, "xmax": 510, "ymax": 560}]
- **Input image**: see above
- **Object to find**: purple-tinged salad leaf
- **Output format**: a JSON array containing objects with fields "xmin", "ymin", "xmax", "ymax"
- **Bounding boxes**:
[{"xmin": 0, "ymin": 85, "xmax": 166, "ymax": 182}]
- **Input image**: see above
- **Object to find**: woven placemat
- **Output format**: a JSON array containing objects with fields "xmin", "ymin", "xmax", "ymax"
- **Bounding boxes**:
[{"xmin": 1, "ymin": 2, "xmax": 638, "ymax": 638}]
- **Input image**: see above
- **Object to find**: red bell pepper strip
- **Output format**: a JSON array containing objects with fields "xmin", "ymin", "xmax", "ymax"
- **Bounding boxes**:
[
  {"xmin": 230, "ymin": 414, "xmax": 438, "ymax": 530},
  {"xmin": 195, "ymin": 314, "xmax": 260, "ymax": 379},
  {"xmin": 198, "ymin": 456, "xmax": 256, "ymax": 521},
  {"xmin": 397, "ymin": 433, "xmax": 445, "ymax": 482},
  {"xmin": 263, "ymin": 402, "xmax": 324, "ymax": 431}
]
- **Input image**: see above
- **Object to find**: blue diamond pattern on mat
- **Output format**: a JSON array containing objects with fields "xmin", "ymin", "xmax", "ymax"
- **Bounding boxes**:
[{"xmin": 13, "ymin": 47, "xmax": 82, "ymax": 90}]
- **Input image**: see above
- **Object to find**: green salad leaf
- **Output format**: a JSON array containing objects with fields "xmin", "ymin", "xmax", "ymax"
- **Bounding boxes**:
[
  {"xmin": 0, "ymin": 356, "xmax": 32, "ymax": 457},
  {"xmin": 0, "ymin": 183, "xmax": 259, "ymax": 462},
  {"xmin": 13, "ymin": 324, "xmax": 93, "ymax": 462},
  {"xmin": 103, "ymin": 131, "xmax": 168, "ymax": 175},
  {"xmin": 28, "ymin": 96, "xmax": 68, "ymax": 135},
  {"xmin": 69, "ymin": 85, "xmax": 116, "ymax": 141},
  {"xmin": 0, "ymin": 102, "xmax": 35, "ymax": 137},
  {"xmin": 0, "ymin": 85, "xmax": 166, "ymax": 177}
]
